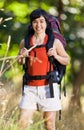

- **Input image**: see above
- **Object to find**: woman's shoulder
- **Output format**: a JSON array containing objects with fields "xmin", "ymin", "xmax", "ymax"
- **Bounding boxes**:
[{"xmin": 53, "ymin": 38, "xmax": 64, "ymax": 49}]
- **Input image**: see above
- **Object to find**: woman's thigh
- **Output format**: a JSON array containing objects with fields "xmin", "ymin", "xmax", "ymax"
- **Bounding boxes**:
[{"xmin": 20, "ymin": 108, "xmax": 35, "ymax": 121}]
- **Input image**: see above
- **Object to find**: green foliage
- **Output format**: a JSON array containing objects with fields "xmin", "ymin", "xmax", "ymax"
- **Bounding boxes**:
[
  {"xmin": 0, "ymin": 43, "xmax": 7, "ymax": 56},
  {"xmin": 0, "ymin": 41, "xmax": 22, "ymax": 79},
  {"xmin": 0, "ymin": 0, "xmax": 4, "ymax": 8},
  {"xmin": 6, "ymin": 1, "xmax": 29, "ymax": 23}
]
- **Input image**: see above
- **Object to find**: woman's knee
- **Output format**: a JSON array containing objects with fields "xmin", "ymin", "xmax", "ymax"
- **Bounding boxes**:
[
  {"xmin": 45, "ymin": 120, "xmax": 55, "ymax": 130},
  {"xmin": 44, "ymin": 111, "xmax": 56, "ymax": 130},
  {"xmin": 18, "ymin": 109, "xmax": 35, "ymax": 129},
  {"xmin": 19, "ymin": 113, "xmax": 30, "ymax": 129}
]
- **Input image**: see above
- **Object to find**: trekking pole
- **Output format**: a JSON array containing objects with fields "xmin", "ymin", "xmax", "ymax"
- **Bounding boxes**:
[{"xmin": 0, "ymin": 44, "xmax": 37, "ymax": 77}]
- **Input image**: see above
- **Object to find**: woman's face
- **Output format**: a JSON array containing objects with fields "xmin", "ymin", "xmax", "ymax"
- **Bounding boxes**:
[{"xmin": 32, "ymin": 15, "xmax": 47, "ymax": 34}]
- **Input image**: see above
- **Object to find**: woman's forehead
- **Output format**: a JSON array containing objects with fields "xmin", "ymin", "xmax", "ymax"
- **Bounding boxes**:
[{"xmin": 33, "ymin": 16, "xmax": 46, "ymax": 21}]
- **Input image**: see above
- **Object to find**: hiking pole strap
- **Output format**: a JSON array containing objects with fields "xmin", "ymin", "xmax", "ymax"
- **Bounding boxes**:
[
  {"xmin": 59, "ymin": 110, "xmax": 61, "ymax": 120},
  {"xmin": 59, "ymin": 83, "xmax": 61, "ymax": 99},
  {"xmin": 49, "ymin": 82, "xmax": 54, "ymax": 98},
  {"xmin": 22, "ymin": 75, "xmax": 25, "ymax": 95},
  {"xmin": 49, "ymin": 61, "xmax": 54, "ymax": 98},
  {"xmin": 63, "ymin": 75, "xmax": 66, "ymax": 97},
  {"xmin": 22, "ymin": 81, "xmax": 24, "ymax": 95}
]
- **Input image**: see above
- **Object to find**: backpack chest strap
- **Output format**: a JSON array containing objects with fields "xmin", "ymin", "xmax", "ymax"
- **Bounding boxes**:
[{"xmin": 28, "ymin": 74, "xmax": 48, "ymax": 80}]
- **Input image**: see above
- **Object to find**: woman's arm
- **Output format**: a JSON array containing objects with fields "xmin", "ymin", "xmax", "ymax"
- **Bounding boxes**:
[{"xmin": 47, "ymin": 39, "xmax": 70, "ymax": 65}]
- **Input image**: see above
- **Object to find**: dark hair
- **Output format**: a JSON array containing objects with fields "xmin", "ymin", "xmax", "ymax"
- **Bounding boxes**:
[
  {"xmin": 30, "ymin": 8, "xmax": 48, "ymax": 24},
  {"xmin": 25, "ymin": 8, "xmax": 53, "ymax": 40}
]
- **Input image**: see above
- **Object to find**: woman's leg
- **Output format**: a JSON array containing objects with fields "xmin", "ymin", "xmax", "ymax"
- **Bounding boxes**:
[
  {"xmin": 19, "ymin": 108, "xmax": 35, "ymax": 129},
  {"xmin": 43, "ymin": 111, "xmax": 56, "ymax": 130}
]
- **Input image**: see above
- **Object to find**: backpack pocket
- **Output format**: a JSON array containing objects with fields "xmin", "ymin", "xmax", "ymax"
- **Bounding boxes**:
[{"xmin": 47, "ymin": 71, "xmax": 61, "ymax": 84}]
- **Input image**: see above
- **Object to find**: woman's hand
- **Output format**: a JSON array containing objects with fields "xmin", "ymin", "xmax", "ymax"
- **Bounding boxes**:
[
  {"xmin": 47, "ymin": 48, "xmax": 57, "ymax": 58},
  {"xmin": 19, "ymin": 47, "xmax": 29, "ymax": 57},
  {"xmin": 17, "ymin": 48, "xmax": 29, "ymax": 65}
]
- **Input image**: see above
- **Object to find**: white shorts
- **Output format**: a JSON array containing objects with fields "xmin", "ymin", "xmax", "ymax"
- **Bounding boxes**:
[{"xmin": 20, "ymin": 83, "xmax": 61, "ymax": 111}]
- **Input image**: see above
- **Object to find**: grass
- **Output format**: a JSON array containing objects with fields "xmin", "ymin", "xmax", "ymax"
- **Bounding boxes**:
[
  {"xmin": 0, "ymin": 108, "xmax": 84, "ymax": 130},
  {"xmin": 0, "ymin": 80, "xmax": 84, "ymax": 130}
]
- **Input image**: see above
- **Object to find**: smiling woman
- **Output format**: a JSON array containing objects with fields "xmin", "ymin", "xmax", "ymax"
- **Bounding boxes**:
[{"xmin": 17, "ymin": 8, "xmax": 70, "ymax": 130}]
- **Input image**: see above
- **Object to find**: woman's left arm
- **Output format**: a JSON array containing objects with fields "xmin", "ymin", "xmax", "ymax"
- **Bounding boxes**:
[{"xmin": 47, "ymin": 39, "xmax": 70, "ymax": 65}]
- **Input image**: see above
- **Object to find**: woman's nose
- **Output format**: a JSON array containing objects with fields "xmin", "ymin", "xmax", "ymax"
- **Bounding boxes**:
[{"xmin": 36, "ymin": 22, "xmax": 41, "ymax": 27}]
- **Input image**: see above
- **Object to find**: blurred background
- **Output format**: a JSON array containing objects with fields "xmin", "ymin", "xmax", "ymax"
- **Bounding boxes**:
[{"xmin": 0, "ymin": 0, "xmax": 84, "ymax": 130}]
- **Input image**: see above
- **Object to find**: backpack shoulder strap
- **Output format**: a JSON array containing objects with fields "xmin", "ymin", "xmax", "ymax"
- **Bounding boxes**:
[
  {"xmin": 46, "ymin": 31, "xmax": 54, "ymax": 51},
  {"xmin": 24, "ymin": 34, "xmax": 31, "ymax": 49},
  {"xmin": 24, "ymin": 24, "xmax": 34, "ymax": 49}
]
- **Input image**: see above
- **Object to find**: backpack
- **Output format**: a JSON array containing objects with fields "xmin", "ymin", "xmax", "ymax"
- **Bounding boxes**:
[
  {"xmin": 48, "ymin": 14, "xmax": 66, "ymax": 48},
  {"xmin": 46, "ymin": 14, "xmax": 66, "ymax": 96}
]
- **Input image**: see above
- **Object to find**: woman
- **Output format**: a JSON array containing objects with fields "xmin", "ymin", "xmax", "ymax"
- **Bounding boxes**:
[{"xmin": 18, "ymin": 9, "xmax": 70, "ymax": 130}]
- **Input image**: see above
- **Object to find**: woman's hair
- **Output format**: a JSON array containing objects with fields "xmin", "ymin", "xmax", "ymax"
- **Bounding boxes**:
[{"xmin": 30, "ymin": 8, "xmax": 48, "ymax": 24}]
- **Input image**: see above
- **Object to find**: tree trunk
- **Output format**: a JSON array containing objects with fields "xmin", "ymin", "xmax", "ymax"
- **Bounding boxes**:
[
  {"xmin": 57, "ymin": 0, "xmax": 65, "ymax": 33},
  {"xmin": 57, "ymin": 0, "xmax": 63, "ymax": 25},
  {"xmin": 70, "ymin": 60, "xmax": 84, "ymax": 109}
]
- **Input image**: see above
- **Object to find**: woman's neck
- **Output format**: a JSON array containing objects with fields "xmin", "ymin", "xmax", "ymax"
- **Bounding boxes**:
[
  {"xmin": 33, "ymin": 33, "xmax": 46, "ymax": 45},
  {"xmin": 34, "ymin": 32, "xmax": 46, "ymax": 39}
]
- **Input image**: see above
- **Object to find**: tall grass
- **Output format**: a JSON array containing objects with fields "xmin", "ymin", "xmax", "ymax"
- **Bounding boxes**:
[
  {"xmin": 0, "ymin": 79, "xmax": 84, "ymax": 130},
  {"xmin": 0, "ymin": 107, "xmax": 84, "ymax": 130}
]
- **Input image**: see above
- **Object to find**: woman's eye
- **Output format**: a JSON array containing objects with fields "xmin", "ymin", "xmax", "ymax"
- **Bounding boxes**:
[
  {"xmin": 40, "ymin": 20, "xmax": 44, "ymax": 23},
  {"xmin": 40, "ymin": 19, "xmax": 46, "ymax": 23},
  {"xmin": 33, "ymin": 21, "xmax": 37, "ymax": 24}
]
